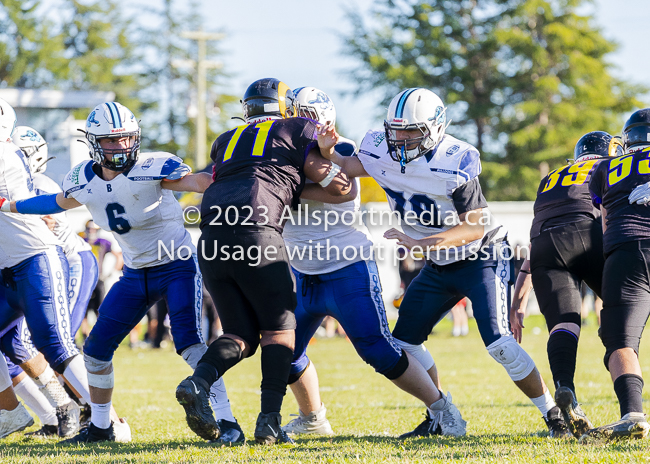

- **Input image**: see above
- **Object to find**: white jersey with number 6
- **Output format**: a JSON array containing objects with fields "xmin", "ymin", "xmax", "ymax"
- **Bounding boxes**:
[{"xmin": 62, "ymin": 152, "xmax": 195, "ymax": 269}]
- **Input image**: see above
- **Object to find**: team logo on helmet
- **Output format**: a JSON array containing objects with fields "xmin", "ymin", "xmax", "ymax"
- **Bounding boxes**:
[
  {"xmin": 308, "ymin": 92, "xmax": 333, "ymax": 110},
  {"xmin": 87, "ymin": 111, "xmax": 100, "ymax": 127},
  {"xmin": 21, "ymin": 130, "xmax": 41, "ymax": 142}
]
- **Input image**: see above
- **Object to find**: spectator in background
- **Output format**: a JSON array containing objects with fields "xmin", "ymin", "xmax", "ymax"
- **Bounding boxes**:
[
  {"xmin": 451, "ymin": 298, "xmax": 469, "ymax": 337},
  {"xmin": 393, "ymin": 249, "xmax": 425, "ymax": 309},
  {"xmin": 79, "ymin": 220, "xmax": 123, "ymax": 340}
]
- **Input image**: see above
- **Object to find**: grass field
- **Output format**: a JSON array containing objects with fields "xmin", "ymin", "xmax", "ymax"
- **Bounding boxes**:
[{"xmin": 1, "ymin": 315, "xmax": 649, "ymax": 463}]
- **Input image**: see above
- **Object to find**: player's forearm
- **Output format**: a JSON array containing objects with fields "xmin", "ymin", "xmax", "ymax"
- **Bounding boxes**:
[
  {"xmin": 512, "ymin": 269, "xmax": 533, "ymax": 310},
  {"xmin": 2, "ymin": 193, "xmax": 77, "ymax": 214},
  {"xmin": 418, "ymin": 220, "xmax": 484, "ymax": 251},
  {"xmin": 162, "ymin": 172, "xmax": 212, "ymax": 193}
]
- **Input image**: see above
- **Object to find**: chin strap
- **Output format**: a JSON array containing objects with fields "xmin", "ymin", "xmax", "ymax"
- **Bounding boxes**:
[{"xmin": 400, "ymin": 147, "xmax": 407, "ymax": 174}]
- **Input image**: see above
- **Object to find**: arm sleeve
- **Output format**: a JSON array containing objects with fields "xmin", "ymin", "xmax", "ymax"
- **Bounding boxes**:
[
  {"xmin": 452, "ymin": 177, "xmax": 488, "ymax": 215},
  {"xmin": 14, "ymin": 194, "xmax": 66, "ymax": 215}
]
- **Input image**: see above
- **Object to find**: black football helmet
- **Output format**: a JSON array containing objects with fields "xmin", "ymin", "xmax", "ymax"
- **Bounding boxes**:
[
  {"xmin": 574, "ymin": 131, "xmax": 622, "ymax": 162},
  {"xmin": 623, "ymin": 108, "xmax": 650, "ymax": 153},
  {"xmin": 241, "ymin": 78, "xmax": 296, "ymax": 122}
]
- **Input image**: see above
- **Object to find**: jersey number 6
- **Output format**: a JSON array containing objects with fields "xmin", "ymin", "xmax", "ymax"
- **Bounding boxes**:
[{"xmin": 106, "ymin": 202, "xmax": 132, "ymax": 235}]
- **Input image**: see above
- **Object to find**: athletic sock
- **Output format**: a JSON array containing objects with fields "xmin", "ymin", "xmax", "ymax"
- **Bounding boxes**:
[
  {"xmin": 33, "ymin": 366, "xmax": 72, "ymax": 409},
  {"xmin": 62, "ymin": 355, "xmax": 91, "ymax": 404},
  {"xmin": 14, "ymin": 377, "xmax": 58, "ymax": 426},
  {"xmin": 614, "ymin": 374, "xmax": 644, "ymax": 417},
  {"xmin": 260, "ymin": 344, "xmax": 293, "ymax": 414},
  {"xmin": 547, "ymin": 330, "xmax": 578, "ymax": 393},
  {"xmin": 90, "ymin": 401, "xmax": 112, "ymax": 429},
  {"xmin": 531, "ymin": 390, "xmax": 555, "ymax": 416},
  {"xmin": 209, "ymin": 378, "xmax": 236, "ymax": 422}
]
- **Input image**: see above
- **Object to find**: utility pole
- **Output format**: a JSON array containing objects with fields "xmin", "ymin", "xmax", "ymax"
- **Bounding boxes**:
[{"xmin": 176, "ymin": 29, "xmax": 223, "ymax": 170}]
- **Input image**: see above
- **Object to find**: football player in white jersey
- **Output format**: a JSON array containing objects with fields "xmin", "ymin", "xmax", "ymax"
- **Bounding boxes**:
[
  {"xmin": 0, "ymin": 98, "xmax": 93, "ymax": 438},
  {"xmin": 0, "ymin": 126, "xmax": 110, "ymax": 438},
  {"xmin": 281, "ymin": 87, "xmax": 465, "ymax": 437},
  {"xmin": 318, "ymin": 88, "xmax": 561, "ymax": 437},
  {"xmin": 0, "ymin": 102, "xmax": 241, "ymax": 444}
]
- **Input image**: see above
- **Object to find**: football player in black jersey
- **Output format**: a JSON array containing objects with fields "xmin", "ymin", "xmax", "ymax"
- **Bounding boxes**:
[
  {"xmin": 583, "ymin": 109, "xmax": 650, "ymax": 441},
  {"xmin": 511, "ymin": 131, "xmax": 622, "ymax": 438},
  {"xmin": 175, "ymin": 78, "xmax": 354, "ymax": 445}
]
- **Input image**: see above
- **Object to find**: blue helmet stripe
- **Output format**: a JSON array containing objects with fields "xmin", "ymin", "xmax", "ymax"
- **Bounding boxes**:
[
  {"xmin": 109, "ymin": 102, "xmax": 122, "ymax": 128},
  {"xmin": 105, "ymin": 103, "xmax": 118, "ymax": 128},
  {"xmin": 105, "ymin": 102, "xmax": 121, "ymax": 129},
  {"xmin": 395, "ymin": 88, "xmax": 418, "ymax": 119}
]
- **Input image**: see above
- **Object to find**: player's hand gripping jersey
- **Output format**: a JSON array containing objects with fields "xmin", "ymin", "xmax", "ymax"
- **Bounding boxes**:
[
  {"xmin": 0, "ymin": 142, "xmax": 60, "ymax": 268},
  {"xmin": 590, "ymin": 148, "xmax": 650, "ymax": 254},
  {"xmin": 531, "ymin": 159, "xmax": 603, "ymax": 239},
  {"xmin": 62, "ymin": 153, "xmax": 194, "ymax": 268},
  {"xmin": 201, "ymin": 118, "xmax": 319, "ymax": 232},
  {"xmin": 357, "ymin": 132, "xmax": 503, "ymax": 265},
  {"xmin": 282, "ymin": 136, "xmax": 374, "ymax": 274}
]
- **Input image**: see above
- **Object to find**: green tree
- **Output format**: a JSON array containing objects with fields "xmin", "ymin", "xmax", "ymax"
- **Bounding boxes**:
[
  {"xmin": 61, "ymin": 0, "xmax": 141, "ymax": 116},
  {"xmin": 346, "ymin": 0, "xmax": 645, "ymax": 200},
  {"xmin": 136, "ymin": 0, "xmax": 238, "ymax": 165},
  {"xmin": 0, "ymin": 0, "xmax": 67, "ymax": 87}
]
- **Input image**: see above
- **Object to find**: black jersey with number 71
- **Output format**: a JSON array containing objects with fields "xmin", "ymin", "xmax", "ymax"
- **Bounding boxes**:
[{"xmin": 200, "ymin": 117, "xmax": 319, "ymax": 232}]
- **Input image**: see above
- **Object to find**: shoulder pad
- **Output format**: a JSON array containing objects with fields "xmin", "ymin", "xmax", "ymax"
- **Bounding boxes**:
[
  {"xmin": 33, "ymin": 173, "xmax": 63, "ymax": 195},
  {"xmin": 127, "ymin": 152, "xmax": 190, "ymax": 181},
  {"xmin": 358, "ymin": 130, "xmax": 387, "ymax": 160},
  {"xmin": 62, "ymin": 161, "xmax": 96, "ymax": 197},
  {"xmin": 437, "ymin": 136, "xmax": 481, "ymax": 181},
  {"xmin": 335, "ymin": 136, "xmax": 357, "ymax": 157}
]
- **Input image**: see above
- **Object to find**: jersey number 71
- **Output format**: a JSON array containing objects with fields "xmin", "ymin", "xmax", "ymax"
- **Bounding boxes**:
[{"xmin": 222, "ymin": 121, "xmax": 275, "ymax": 162}]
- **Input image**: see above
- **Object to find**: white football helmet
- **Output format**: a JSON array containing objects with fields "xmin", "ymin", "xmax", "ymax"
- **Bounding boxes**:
[
  {"xmin": 82, "ymin": 102, "xmax": 140, "ymax": 171},
  {"xmin": 0, "ymin": 98, "xmax": 17, "ymax": 142},
  {"xmin": 12, "ymin": 126, "xmax": 50, "ymax": 174},
  {"xmin": 293, "ymin": 87, "xmax": 336, "ymax": 125},
  {"xmin": 384, "ymin": 88, "xmax": 448, "ymax": 167}
]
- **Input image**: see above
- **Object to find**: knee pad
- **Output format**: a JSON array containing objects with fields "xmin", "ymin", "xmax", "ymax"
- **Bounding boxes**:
[
  {"xmin": 393, "ymin": 339, "xmax": 435, "ymax": 371},
  {"xmin": 487, "ymin": 336, "xmax": 535, "ymax": 382},
  {"xmin": 83, "ymin": 353, "xmax": 114, "ymax": 389},
  {"xmin": 288, "ymin": 359, "xmax": 310, "ymax": 385},
  {"xmin": 382, "ymin": 350, "xmax": 409, "ymax": 380},
  {"xmin": 181, "ymin": 343, "xmax": 208, "ymax": 369}
]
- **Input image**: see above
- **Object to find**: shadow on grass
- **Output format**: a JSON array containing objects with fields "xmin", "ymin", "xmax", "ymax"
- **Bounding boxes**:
[{"xmin": 0, "ymin": 438, "xmax": 230, "ymax": 458}]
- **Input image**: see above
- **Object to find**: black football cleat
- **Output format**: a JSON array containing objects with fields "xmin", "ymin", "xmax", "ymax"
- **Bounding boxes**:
[
  {"xmin": 399, "ymin": 411, "xmax": 442, "ymax": 439},
  {"xmin": 25, "ymin": 424, "xmax": 58, "ymax": 438},
  {"xmin": 176, "ymin": 376, "xmax": 220, "ymax": 441},
  {"xmin": 59, "ymin": 422, "xmax": 115, "ymax": 444},
  {"xmin": 56, "ymin": 400, "xmax": 81, "ymax": 437},
  {"xmin": 544, "ymin": 406, "xmax": 572, "ymax": 438},
  {"xmin": 555, "ymin": 386, "xmax": 592, "ymax": 438},
  {"xmin": 254, "ymin": 412, "xmax": 294, "ymax": 445},
  {"xmin": 580, "ymin": 413, "xmax": 650, "ymax": 443},
  {"xmin": 210, "ymin": 419, "xmax": 245, "ymax": 445}
]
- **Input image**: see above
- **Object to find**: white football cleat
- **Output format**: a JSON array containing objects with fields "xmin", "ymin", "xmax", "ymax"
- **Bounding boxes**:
[
  {"xmin": 0, "ymin": 403, "xmax": 34, "ymax": 438},
  {"xmin": 113, "ymin": 417, "xmax": 132, "ymax": 443},
  {"xmin": 282, "ymin": 403, "xmax": 334, "ymax": 435},
  {"xmin": 434, "ymin": 392, "xmax": 467, "ymax": 437}
]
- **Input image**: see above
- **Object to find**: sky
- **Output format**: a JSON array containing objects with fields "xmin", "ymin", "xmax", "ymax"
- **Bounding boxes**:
[
  {"xmin": 35, "ymin": 0, "xmax": 649, "ymax": 143},
  {"xmin": 164, "ymin": 0, "xmax": 649, "ymax": 143}
]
